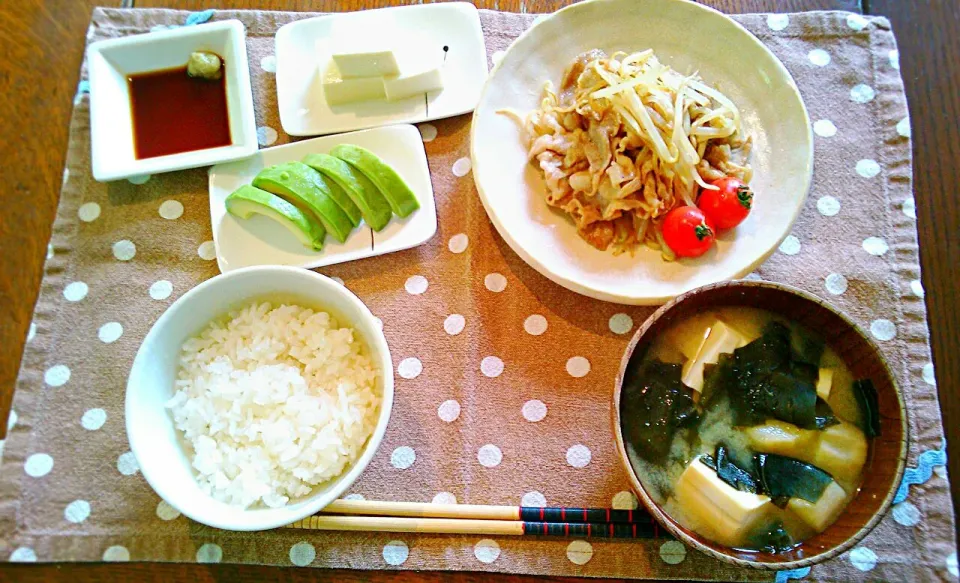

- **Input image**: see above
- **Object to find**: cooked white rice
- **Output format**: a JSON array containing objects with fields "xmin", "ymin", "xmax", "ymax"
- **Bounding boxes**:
[{"xmin": 166, "ymin": 302, "xmax": 381, "ymax": 509}]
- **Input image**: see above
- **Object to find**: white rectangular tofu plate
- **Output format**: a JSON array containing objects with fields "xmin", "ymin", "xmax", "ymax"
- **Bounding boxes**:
[
  {"xmin": 275, "ymin": 2, "xmax": 487, "ymax": 136},
  {"xmin": 208, "ymin": 124, "xmax": 437, "ymax": 272}
]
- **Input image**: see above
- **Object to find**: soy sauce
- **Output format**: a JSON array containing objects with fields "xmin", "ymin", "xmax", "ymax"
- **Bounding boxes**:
[{"xmin": 128, "ymin": 65, "xmax": 231, "ymax": 160}]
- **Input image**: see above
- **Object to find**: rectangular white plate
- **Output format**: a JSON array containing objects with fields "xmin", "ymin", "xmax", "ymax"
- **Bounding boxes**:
[
  {"xmin": 208, "ymin": 124, "xmax": 437, "ymax": 272},
  {"xmin": 275, "ymin": 2, "xmax": 487, "ymax": 136}
]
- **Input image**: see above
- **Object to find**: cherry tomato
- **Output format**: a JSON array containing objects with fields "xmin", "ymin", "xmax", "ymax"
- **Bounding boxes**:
[
  {"xmin": 698, "ymin": 177, "xmax": 753, "ymax": 230},
  {"xmin": 662, "ymin": 206, "xmax": 716, "ymax": 258}
]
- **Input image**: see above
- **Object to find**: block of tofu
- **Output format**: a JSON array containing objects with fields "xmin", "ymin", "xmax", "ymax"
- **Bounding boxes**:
[
  {"xmin": 813, "ymin": 421, "xmax": 868, "ymax": 486},
  {"xmin": 663, "ymin": 314, "xmax": 714, "ymax": 361},
  {"xmin": 788, "ymin": 480, "xmax": 848, "ymax": 532},
  {"xmin": 746, "ymin": 420, "xmax": 819, "ymax": 461},
  {"xmin": 681, "ymin": 321, "xmax": 748, "ymax": 392},
  {"xmin": 321, "ymin": 61, "xmax": 386, "ymax": 105},
  {"xmin": 383, "ymin": 50, "xmax": 444, "ymax": 101},
  {"xmin": 327, "ymin": 37, "xmax": 400, "ymax": 78},
  {"xmin": 817, "ymin": 368, "xmax": 834, "ymax": 400},
  {"xmin": 674, "ymin": 457, "xmax": 774, "ymax": 546}
]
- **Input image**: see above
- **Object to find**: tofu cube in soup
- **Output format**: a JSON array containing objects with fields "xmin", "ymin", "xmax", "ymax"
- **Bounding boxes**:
[{"xmin": 788, "ymin": 481, "xmax": 849, "ymax": 532}]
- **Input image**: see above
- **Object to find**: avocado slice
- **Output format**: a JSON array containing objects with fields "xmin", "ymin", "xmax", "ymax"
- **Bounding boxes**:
[
  {"xmin": 252, "ymin": 162, "xmax": 354, "ymax": 243},
  {"xmin": 225, "ymin": 185, "xmax": 326, "ymax": 250},
  {"xmin": 329, "ymin": 144, "xmax": 420, "ymax": 218},
  {"xmin": 302, "ymin": 153, "xmax": 393, "ymax": 232}
]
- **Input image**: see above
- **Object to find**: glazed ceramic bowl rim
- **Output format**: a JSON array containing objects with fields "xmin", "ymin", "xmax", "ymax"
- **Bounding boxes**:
[{"xmin": 611, "ymin": 279, "xmax": 908, "ymax": 570}]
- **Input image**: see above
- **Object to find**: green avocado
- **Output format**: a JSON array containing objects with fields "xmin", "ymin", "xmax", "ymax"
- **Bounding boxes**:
[
  {"xmin": 252, "ymin": 162, "xmax": 354, "ymax": 243},
  {"xmin": 225, "ymin": 185, "xmax": 326, "ymax": 250},
  {"xmin": 302, "ymin": 153, "xmax": 393, "ymax": 232},
  {"xmin": 330, "ymin": 144, "xmax": 420, "ymax": 218}
]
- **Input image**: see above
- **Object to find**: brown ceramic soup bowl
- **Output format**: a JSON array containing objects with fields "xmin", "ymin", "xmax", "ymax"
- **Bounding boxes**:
[{"xmin": 612, "ymin": 280, "xmax": 908, "ymax": 570}]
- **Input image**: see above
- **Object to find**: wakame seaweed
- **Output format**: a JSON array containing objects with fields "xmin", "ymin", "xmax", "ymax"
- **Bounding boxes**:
[
  {"xmin": 814, "ymin": 398, "xmax": 840, "ymax": 430},
  {"xmin": 853, "ymin": 379, "xmax": 881, "ymax": 437},
  {"xmin": 701, "ymin": 444, "xmax": 760, "ymax": 493},
  {"xmin": 790, "ymin": 325, "xmax": 825, "ymax": 368},
  {"xmin": 746, "ymin": 520, "xmax": 796, "ymax": 554},
  {"xmin": 621, "ymin": 358, "xmax": 700, "ymax": 465},
  {"xmin": 755, "ymin": 453, "xmax": 833, "ymax": 504}
]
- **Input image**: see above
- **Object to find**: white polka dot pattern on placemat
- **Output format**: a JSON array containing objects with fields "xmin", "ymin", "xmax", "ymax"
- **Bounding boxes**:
[
  {"xmin": 25, "ymin": 453, "xmax": 53, "ymax": 477},
  {"xmin": 522, "ymin": 399, "xmax": 547, "ymax": 422},
  {"xmin": 196, "ymin": 543, "xmax": 222, "ymax": 563},
  {"xmin": 7, "ymin": 410, "xmax": 17, "ymax": 430},
  {"xmin": 817, "ymin": 196, "xmax": 840, "ymax": 216},
  {"xmin": 863, "ymin": 237, "xmax": 888, "ymax": 256},
  {"xmin": 158, "ymin": 199, "xmax": 184, "ymax": 220},
  {"xmin": 566, "ymin": 444, "xmax": 591, "ymax": 468},
  {"xmin": 871, "ymin": 319, "xmax": 897, "ymax": 341},
  {"xmin": 474, "ymin": 539, "xmax": 500, "ymax": 563},
  {"xmin": 117, "ymin": 451, "xmax": 140, "ymax": 475},
  {"xmin": 127, "ymin": 174, "xmax": 150, "ymax": 185},
  {"xmin": 856, "ymin": 159, "xmax": 881, "ymax": 178},
  {"xmin": 779, "ymin": 235, "xmax": 801, "ymax": 255},
  {"xmin": 432, "ymin": 491, "xmax": 457, "ymax": 505},
  {"xmin": 198, "ymin": 240, "xmax": 217, "ymax": 260},
  {"xmin": 448, "ymin": 233, "xmax": 468, "ymax": 253},
  {"xmin": 46, "ymin": 242, "xmax": 54, "ymax": 260},
  {"xmin": 889, "ymin": 49, "xmax": 900, "ymax": 69},
  {"xmin": 81, "ymin": 408, "xmax": 107, "ymax": 430},
  {"xmin": 103, "ymin": 546, "xmax": 130, "ymax": 562},
  {"xmin": 257, "ymin": 126, "xmax": 278, "ymax": 146},
  {"xmin": 418, "ymin": 123, "xmax": 437, "ymax": 142},
  {"xmin": 383, "ymin": 540, "xmax": 409, "ymax": 566},
  {"xmin": 477, "ymin": 444, "xmax": 503, "ymax": 468},
  {"xmin": 491, "ymin": 50, "xmax": 506, "ymax": 67},
  {"xmin": 289, "ymin": 541, "xmax": 315, "ymax": 567},
  {"xmin": 948, "ymin": 552, "xmax": 958, "ymax": 577},
  {"xmin": 659, "ymin": 540, "xmax": 686, "ymax": 565},
  {"xmin": 45, "ymin": 364, "xmax": 71, "ymax": 387},
  {"xmin": 897, "ymin": 116, "xmax": 911, "ymax": 138},
  {"xmin": 903, "ymin": 197, "xmax": 917, "ymax": 219},
  {"xmin": 343, "ymin": 493, "xmax": 365, "ymax": 501},
  {"xmin": 849, "ymin": 546, "xmax": 877, "ymax": 571},
  {"xmin": 612, "ymin": 491, "xmax": 638, "ymax": 510},
  {"xmin": 566, "ymin": 540, "xmax": 593, "ymax": 565},
  {"xmin": 923, "ymin": 362, "xmax": 936, "ymax": 386},
  {"xmin": 391, "ymin": 446, "xmax": 416, "ymax": 469},
  {"xmin": 566, "ymin": 356, "xmax": 590, "ymax": 378},
  {"xmin": 397, "ymin": 357, "xmax": 422, "ymax": 379},
  {"xmin": 484, "ymin": 272, "xmax": 507, "ymax": 292},
  {"xmin": 10, "ymin": 547, "xmax": 37, "ymax": 562},
  {"xmin": 150, "ymin": 280, "xmax": 173, "ymax": 300},
  {"xmin": 608, "ymin": 313, "xmax": 633, "ymax": 334},
  {"xmin": 260, "ymin": 55, "xmax": 276, "ymax": 73},
  {"xmin": 524, "ymin": 314, "xmax": 548, "ymax": 336},
  {"xmin": 156, "ymin": 500, "xmax": 180, "ymax": 521},
  {"xmin": 808, "ymin": 48, "xmax": 831, "ymax": 66},
  {"xmin": 911, "ymin": 279, "xmax": 925, "ymax": 298},
  {"xmin": 404, "ymin": 275, "xmax": 428, "ymax": 295},
  {"xmin": 444, "ymin": 314, "xmax": 465, "ymax": 335},
  {"xmin": 522, "ymin": 491, "xmax": 547, "ymax": 507},
  {"xmin": 892, "ymin": 501, "xmax": 921, "ymax": 526},
  {"xmin": 480, "ymin": 356, "xmax": 504, "ymax": 378},
  {"xmin": 452, "ymin": 157, "xmax": 472, "ymax": 177},
  {"xmin": 813, "ymin": 119, "xmax": 837, "ymax": 137},
  {"xmin": 98, "ymin": 322, "xmax": 123, "ymax": 344},
  {"xmin": 27, "ymin": 323, "xmax": 36, "ymax": 342},
  {"xmin": 437, "ymin": 399, "xmax": 461, "ymax": 423},
  {"xmin": 766, "ymin": 14, "xmax": 789, "ymax": 31},
  {"xmin": 64, "ymin": 499, "xmax": 91, "ymax": 523},
  {"xmin": 64, "ymin": 281, "xmax": 88, "ymax": 302},
  {"xmin": 825, "ymin": 273, "xmax": 849, "ymax": 295},
  {"xmin": 850, "ymin": 84, "xmax": 875, "ymax": 103},
  {"xmin": 112, "ymin": 240, "xmax": 136, "ymax": 261},
  {"xmin": 330, "ymin": 276, "xmax": 345, "ymax": 286},
  {"xmin": 78, "ymin": 202, "xmax": 101, "ymax": 222},
  {"xmin": 846, "ymin": 13, "xmax": 868, "ymax": 30}
]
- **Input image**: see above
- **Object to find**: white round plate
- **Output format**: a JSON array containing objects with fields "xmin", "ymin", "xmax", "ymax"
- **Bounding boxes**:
[{"xmin": 471, "ymin": 0, "xmax": 812, "ymax": 305}]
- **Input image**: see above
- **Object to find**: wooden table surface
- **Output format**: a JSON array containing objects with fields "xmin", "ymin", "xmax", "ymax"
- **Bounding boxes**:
[{"xmin": 0, "ymin": 0, "xmax": 957, "ymax": 581}]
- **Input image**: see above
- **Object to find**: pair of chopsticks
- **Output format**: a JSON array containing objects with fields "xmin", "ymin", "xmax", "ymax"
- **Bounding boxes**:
[{"xmin": 285, "ymin": 499, "xmax": 665, "ymax": 539}]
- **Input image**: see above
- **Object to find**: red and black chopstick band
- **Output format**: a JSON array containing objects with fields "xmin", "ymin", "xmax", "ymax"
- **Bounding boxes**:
[
  {"xmin": 519, "ymin": 506, "xmax": 652, "ymax": 525},
  {"xmin": 520, "ymin": 521, "xmax": 664, "ymax": 539}
]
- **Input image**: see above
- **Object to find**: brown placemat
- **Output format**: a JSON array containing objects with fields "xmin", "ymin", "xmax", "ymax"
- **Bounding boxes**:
[{"xmin": 0, "ymin": 7, "xmax": 954, "ymax": 582}]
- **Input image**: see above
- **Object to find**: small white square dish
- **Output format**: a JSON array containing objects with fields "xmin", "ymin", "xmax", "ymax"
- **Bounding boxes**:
[
  {"xmin": 275, "ymin": 3, "xmax": 487, "ymax": 136},
  {"xmin": 208, "ymin": 124, "xmax": 437, "ymax": 273},
  {"xmin": 87, "ymin": 20, "xmax": 257, "ymax": 182}
]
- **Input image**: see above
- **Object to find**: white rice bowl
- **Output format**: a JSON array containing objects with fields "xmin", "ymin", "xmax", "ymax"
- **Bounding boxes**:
[{"xmin": 166, "ymin": 301, "xmax": 381, "ymax": 509}]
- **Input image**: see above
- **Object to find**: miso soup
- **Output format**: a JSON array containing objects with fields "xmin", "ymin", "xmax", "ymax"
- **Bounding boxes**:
[{"xmin": 620, "ymin": 307, "xmax": 879, "ymax": 553}]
